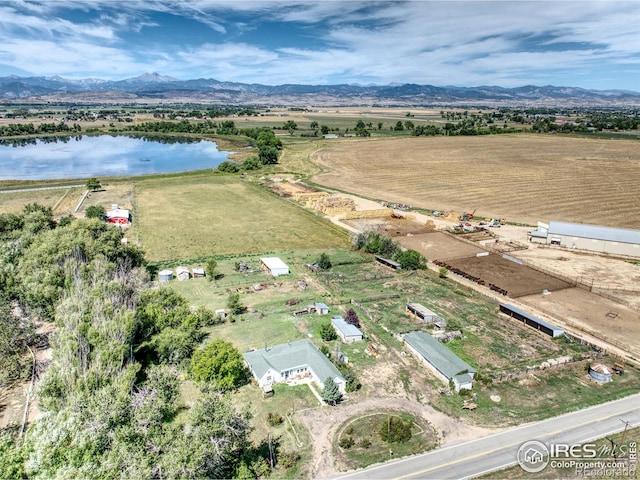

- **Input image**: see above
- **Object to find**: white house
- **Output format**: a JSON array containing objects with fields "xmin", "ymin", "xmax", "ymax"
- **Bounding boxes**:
[
  {"xmin": 244, "ymin": 339, "xmax": 346, "ymax": 393},
  {"xmin": 260, "ymin": 257, "xmax": 290, "ymax": 277}
]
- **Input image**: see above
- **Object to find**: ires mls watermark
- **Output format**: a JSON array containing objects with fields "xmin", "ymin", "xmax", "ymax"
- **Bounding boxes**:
[{"xmin": 517, "ymin": 439, "xmax": 637, "ymax": 477}]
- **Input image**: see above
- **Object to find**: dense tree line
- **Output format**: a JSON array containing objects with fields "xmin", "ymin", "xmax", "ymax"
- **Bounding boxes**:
[
  {"xmin": 0, "ymin": 122, "xmax": 81, "ymax": 137},
  {"xmin": 0, "ymin": 205, "xmax": 283, "ymax": 479}
]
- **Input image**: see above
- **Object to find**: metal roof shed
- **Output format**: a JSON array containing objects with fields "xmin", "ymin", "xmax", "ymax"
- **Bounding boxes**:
[
  {"xmin": 404, "ymin": 331, "xmax": 476, "ymax": 391},
  {"xmin": 549, "ymin": 221, "xmax": 640, "ymax": 245},
  {"xmin": 260, "ymin": 257, "xmax": 290, "ymax": 277},
  {"xmin": 499, "ymin": 303, "xmax": 564, "ymax": 338},
  {"xmin": 331, "ymin": 316, "xmax": 363, "ymax": 343}
]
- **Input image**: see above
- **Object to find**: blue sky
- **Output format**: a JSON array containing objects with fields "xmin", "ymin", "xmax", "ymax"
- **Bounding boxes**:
[{"xmin": 0, "ymin": 1, "xmax": 638, "ymax": 91}]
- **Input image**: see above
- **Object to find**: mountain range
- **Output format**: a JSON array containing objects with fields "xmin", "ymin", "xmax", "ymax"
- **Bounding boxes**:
[{"xmin": 1, "ymin": 72, "xmax": 639, "ymax": 106}]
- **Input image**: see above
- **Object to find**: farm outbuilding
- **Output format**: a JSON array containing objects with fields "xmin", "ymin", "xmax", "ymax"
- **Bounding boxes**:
[
  {"xmin": 192, "ymin": 267, "xmax": 205, "ymax": 278},
  {"xmin": 589, "ymin": 364, "xmax": 613, "ymax": 383},
  {"xmin": 106, "ymin": 205, "xmax": 130, "ymax": 226},
  {"xmin": 331, "ymin": 316, "xmax": 363, "ymax": 343},
  {"xmin": 528, "ymin": 221, "xmax": 640, "ymax": 257},
  {"xmin": 176, "ymin": 266, "xmax": 190, "ymax": 281},
  {"xmin": 243, "ymin": 339, "xmax": 346, "ymax": 393},
  {"xmin": 403, "ymin": 331, "xmax": 476, "ymax": 392},
  {"xmin": 315, "ymin": 302, "xmax": 330, "ymax": 315},
  {"xmin": 158, "ymin": 269, "xmax": 173, "ymax": 282},
  {"xmin": 499, "ymin": 303, "xmax": 564, "ymax": 338},
  {"xmin": 406, "ymin": 301, "xmax": 443, "ymax": 323},
  {"xmin": 374, "ymin": 255, "xmax": 402, "ymax": 270},
  {"xmin": 260, "ymin": 257, "xmax": 290, "ymax": 277}
]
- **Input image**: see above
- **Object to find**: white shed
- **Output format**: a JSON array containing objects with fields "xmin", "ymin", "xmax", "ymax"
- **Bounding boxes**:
[
  {"xmin": 176, "ymin": 266, "xmax": 190, "ymax": 281},
  {"xmin": 158, "ymin": 269, "xmax": 173, "ymax": 282},
  {"xmin": 260, "ymin": 257, "xmax": 290, "ymax": 277}
]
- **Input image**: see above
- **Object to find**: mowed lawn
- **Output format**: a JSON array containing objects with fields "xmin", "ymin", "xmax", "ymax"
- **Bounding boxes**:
[{"xmin": 132, "ymin": 174, "xmax": 349, "ymax": 261}]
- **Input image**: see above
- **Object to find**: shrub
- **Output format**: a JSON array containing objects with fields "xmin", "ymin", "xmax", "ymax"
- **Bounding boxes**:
[
  {"xmin": 360, "ymin": 437, "xmax": 372, "ymax": 449},
  {"xmin": 266, "ymin": 412, "xmax": 284, "ymax": 426},
  {"xmin": 277, "ymin": 451, "xmax": 300, "ymax": 469},
  {"xmin": 339, "ymin": 436, "xmax": 355, "ymax": 449}
]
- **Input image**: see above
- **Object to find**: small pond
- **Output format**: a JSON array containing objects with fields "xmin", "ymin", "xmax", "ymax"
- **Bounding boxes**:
[{"xmin": 0, "ymin": 134, "xmax": 232, "ymax": 180}]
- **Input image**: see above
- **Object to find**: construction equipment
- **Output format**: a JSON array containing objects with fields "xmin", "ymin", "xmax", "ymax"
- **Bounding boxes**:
[
  {"xmin": 488, "ymin": 218, "xmax": 505, "ymax": 227},
  {"xmin": 459, "ymin": 209, "xmax": 477, "ymax": 221}
]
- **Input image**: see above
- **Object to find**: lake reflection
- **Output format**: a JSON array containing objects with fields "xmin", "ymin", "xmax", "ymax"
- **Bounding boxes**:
[{"xmin": 0, "ymin": 135, "xmax": 231, "ymax": 180}]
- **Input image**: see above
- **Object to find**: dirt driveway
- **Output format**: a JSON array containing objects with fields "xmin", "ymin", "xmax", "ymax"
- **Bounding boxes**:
[{"xmin": 295, "ymin": 345, "xmax": 498, "ymax": 479}]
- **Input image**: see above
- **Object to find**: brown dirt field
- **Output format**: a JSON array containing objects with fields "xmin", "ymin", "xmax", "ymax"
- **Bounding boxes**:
[
  {"xmin": 519, "ymin": 288, "xmax": 640, "ymax": 357},
  {"xmin": 443, "ymin": 254, "xmax": 573, "ymax": 297},
  {"xmin": 342, "ymin": 217, "xmax": 434, "ymax": 236},
  {"xmin": 397, "ymin": 231, "xmax": 485, "ymax": 260},
  {"xmin": 311, "ymin": 135, "xmax": 640, "ymax": 228}
]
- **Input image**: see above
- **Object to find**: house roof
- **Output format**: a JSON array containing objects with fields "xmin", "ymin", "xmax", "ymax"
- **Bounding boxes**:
[
  {"xmin": 244, "ymin": 339, "xmax": 344, "ymax": 383},
  {"xmin": 548, "ymin": 221, "xmax": 640, "ymax": 245},
  {"xmin": 315, "ymin": 302, "xmax": 329, "ymax": 310},
  {"xmin": 331, "ymin": 316, "xmax": 362, "ymax": 337},
  {"xmin": 260, "ymin": 257, "xmax": 289, "ymax": 271},
  {"xmin": 404, "ymin": 331, "xmax": 476, "ymax": 380}
]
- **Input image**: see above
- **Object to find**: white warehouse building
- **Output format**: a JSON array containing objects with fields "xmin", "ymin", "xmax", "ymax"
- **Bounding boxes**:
[{"xmin": 529, "ymin": 221, "xmax": 640, "ymax": 258}]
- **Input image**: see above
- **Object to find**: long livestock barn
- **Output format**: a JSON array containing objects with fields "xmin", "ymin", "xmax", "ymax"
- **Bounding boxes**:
[
  {"xmin": 529, "ymin": 221, "xmax": 640, "ymax": 258},
  {"xmin": 499, "ymin": 303, "xmax": 564, "ymax": 338}
]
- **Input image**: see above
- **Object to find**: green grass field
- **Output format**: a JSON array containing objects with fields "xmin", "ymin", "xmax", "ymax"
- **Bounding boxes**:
[{"xmin": 131, "ymin": 172, "xmax": 350, "ymax": 261}]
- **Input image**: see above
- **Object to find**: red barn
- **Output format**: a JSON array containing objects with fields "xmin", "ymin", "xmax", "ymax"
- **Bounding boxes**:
[{"xmin": 106, "ymin": 206, "xmax": 130, "ymax": 226}]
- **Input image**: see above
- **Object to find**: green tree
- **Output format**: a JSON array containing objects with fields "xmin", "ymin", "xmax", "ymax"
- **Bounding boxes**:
[
  {"xmin": 190, "ymin": 339, "xmax": 249, "ymax": 390},
  {"xmin": 320, "ymin": 125, "xmax": 330, "ymax": 135},
  {"xmin": 394, "ymin": 121, "xmax": 405, "ymax": 131},
  {"xmin": 380, "ymin": 416, "xmax": 412, "ymax": 443},
  {"xmin": 258, "ymin": 145, "xmax": 279, "ymax": 165},
  {"xmin": 86, "ymin": 177, "xmax": 101, "ymax": 191},
  {"xmin": 317, "ymin": 252, "xmax": 332, "ymax": 270},
  {"xmin": 319, "ymin": 321, "xmax": 337, "ymax": 341},
  {"xmin": 227, "ymin": 291, "xmax": 244, "ymax": 315},
  {"xmin": 439, "ymin": 266, "xmax": 449, "ymax": 278},
  {"xmin": 310, "ymin": 121, "xmax": 319, "ymax": 129},
  {"xmin": 394, "ymin": 249, "xmax": 425, "ymax": 270},
  {"xmin": 320, "ymin": 377, "xmax": 342, "ymax": 405},
  {"xmin": 205, "ymin": 258, "xmax": 219, "ymax": 280},
  {"xmin": 85, "ymin": 205, "xmax": 106, "ymax": 219}
]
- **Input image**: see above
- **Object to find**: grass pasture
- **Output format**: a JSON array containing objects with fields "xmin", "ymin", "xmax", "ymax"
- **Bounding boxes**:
[
  {"xmin": 0, "ymin": 185, "xmax": 84, "ymax": 215},
  {"xmin": 131, "ymin": 173, "xmax": 349, "ymax": 261},
  {"xmin": 310, "ymin": 134, "xmax": 640, "ymax": 228}
]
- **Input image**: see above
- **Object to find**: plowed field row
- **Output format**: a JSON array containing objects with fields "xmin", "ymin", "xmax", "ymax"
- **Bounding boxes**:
[{"xmin": 312, "ymin": 135, "xmax": 640, "ymax": 228}]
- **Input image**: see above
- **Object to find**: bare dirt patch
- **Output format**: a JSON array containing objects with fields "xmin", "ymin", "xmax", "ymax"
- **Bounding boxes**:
[
  {"xmin": 397, "ymin": 231, "xmax": 485, "ymax": 260},
  {"xmin": 519, "ymin": 288, "xmax": 640, "ymax": 357},
  {"xmin": 444, "ymin": 254, "xmax": 573, "ymax": 298},
  {"xmin": 342, "ymin": 217, "xmax": 434, "ymax": 237}
]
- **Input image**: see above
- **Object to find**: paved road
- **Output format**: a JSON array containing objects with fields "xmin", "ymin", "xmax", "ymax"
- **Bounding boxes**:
[{"xmin": 333, "ymin": 394, "xmax": 640, "ymax": 480}]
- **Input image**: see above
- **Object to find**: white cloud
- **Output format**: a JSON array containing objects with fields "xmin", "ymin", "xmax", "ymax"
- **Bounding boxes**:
[{"xmin": 0, "ymin": 1, "xmax": 638, "ymax": 88}]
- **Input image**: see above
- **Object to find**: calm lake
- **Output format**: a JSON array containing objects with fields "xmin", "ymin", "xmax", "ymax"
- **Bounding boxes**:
[{"xmin": 0, "ymin": 135, "xmax": 232, "ymax": 180}]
